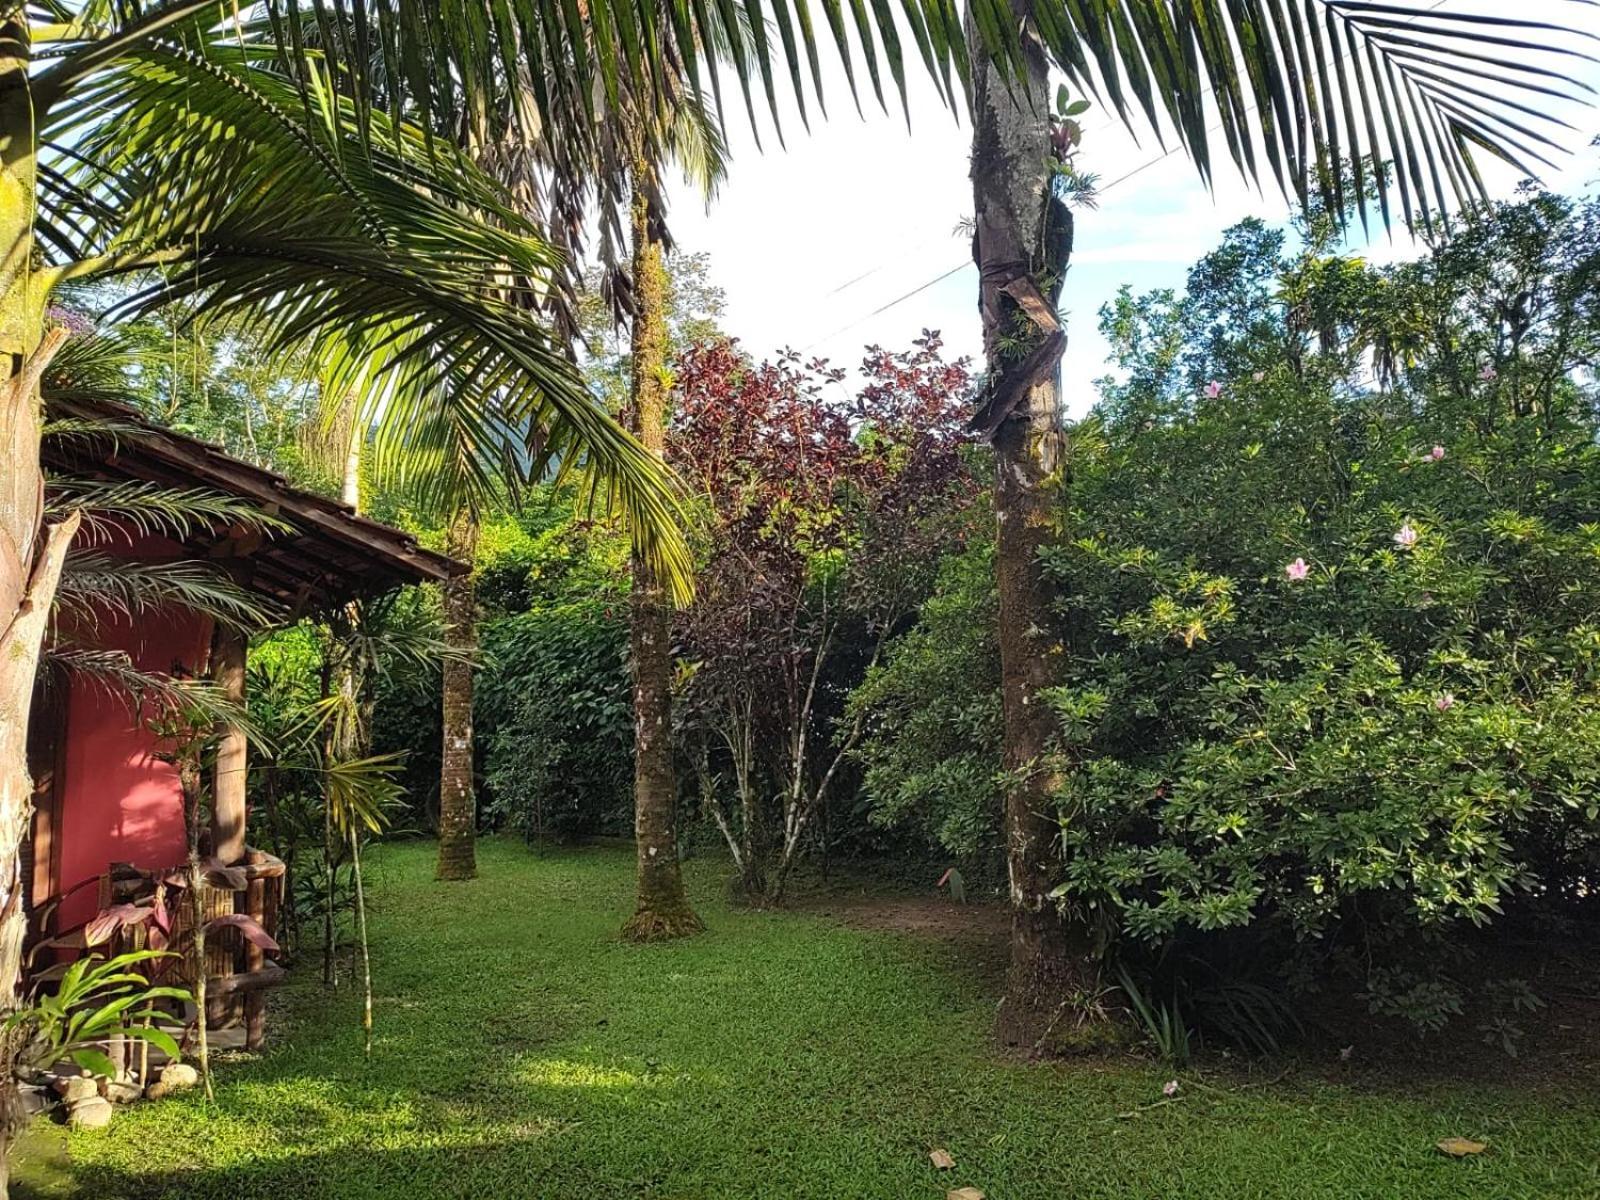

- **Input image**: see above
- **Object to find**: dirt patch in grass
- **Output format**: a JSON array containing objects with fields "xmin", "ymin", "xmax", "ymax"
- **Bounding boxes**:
[
  {"xmin": 785, "ymin": 873, "xmax": 1012, "ymax": 985},
  {"xmin": 786, "ymin": 871, "xmax": 1600, "ymax": 1095}
]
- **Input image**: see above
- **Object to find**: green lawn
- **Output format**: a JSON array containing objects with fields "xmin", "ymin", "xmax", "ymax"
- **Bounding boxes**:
[{"xmin": 49, "ymin": 840, "xmax": 1600, "ymax": 1199}]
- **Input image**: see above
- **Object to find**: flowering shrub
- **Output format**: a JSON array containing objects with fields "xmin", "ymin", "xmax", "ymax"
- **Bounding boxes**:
[{"xmin": 856, "ymin": 191, "xmax": 1600, "ymax": 1031}]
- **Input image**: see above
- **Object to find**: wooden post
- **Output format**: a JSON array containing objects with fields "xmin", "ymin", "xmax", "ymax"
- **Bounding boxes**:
[
  {"xmin": 244, "ymin": 850, "xmax": 267, "ymax": 1050},
  {"xmin": 202, "ymin": 883, "xmax": 236, "ymax": 1028},
  {"xmin": 210, "ymin": 624, "xmax": 248, "ymax": 865}
]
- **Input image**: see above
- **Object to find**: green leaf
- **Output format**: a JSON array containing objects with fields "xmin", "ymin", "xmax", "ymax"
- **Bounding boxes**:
[{"xmin": 68, "ymin": 1048, "xmax": 119, "ymax": 1080}]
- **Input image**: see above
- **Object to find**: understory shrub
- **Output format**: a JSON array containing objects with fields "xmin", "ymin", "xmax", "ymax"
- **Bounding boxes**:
[
  {"xmin": 479, "ymin": 601, "xmax": 634, "ymax": 842},
  {"xmin": 855, "ymin": 189, "xmax": 1600, "ymax": 1043}
]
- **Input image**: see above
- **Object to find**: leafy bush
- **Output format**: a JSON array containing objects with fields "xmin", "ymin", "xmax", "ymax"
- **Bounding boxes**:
[
  {"xmin": 479, "ymin": 601, "xmax": 634, "ymax": 841},
  {"xmin": 855, "ymin": 190, "xmax": 1600, "ymax": 1038},
  {"xmin": 850, "ymin": 543, "xmax": 1003, "ymax": 869}
]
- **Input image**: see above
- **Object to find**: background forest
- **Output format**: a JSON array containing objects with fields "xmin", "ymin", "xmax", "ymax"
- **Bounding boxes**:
[{"xmin": 122, "ymin": 187, "xmax": 1600, "ymax": 1059}]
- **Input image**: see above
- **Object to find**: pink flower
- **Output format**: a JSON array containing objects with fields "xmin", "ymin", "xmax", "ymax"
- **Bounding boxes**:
[
  {"xmin": 1430, "ymin": 445, "xmax": 1445, "ymax": 461},
  {"xmin": 1435, "ymin": 692, "xmax": 1455, "ymax": 713},
  {"xmin": 1285, "ymin": 557, "xmax": 1310, "ymax": 581},
  {"xmin": 1163, "ymin": 1080, "xmax": 1180, "ymax": 1097},
  {"xmin": 1252, "ymin": 370, "xmax": 1265, "ymax": 383},
  {"xmin": 1479, "ymin": 363, "xmax": 1498, "ymax": 381},
  {"xmin": 1394, "ymin": 521, "xmax": 1419, "ymax": 550},
  {"xmin": 1204, "ymin": 380, "xmax": 1223, "ymax": 399}
]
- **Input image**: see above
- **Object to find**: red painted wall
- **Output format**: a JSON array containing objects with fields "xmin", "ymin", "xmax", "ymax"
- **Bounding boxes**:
[{"xmin": 54, "ymin": 540, "xmax": 214, "ymax": 932}]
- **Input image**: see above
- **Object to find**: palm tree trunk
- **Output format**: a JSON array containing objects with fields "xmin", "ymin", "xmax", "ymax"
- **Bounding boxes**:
[
  {"xmin": 436, "ymin": 510, "xmax": 479, "ymax": 881},
  {"xmin": 337, "ymin": 428, "xmax": 374, "ymax": 1051},
  {"xmin": 0, "ymin": 21, "xmax": 68, "ymax": 1192},
  {"xmin": 179, "ymin": 751, "xmax": 214, "ymax": 1104},
  {"xmin": 965, "ymin": 0, "xmax": 1089, "ymax": 1049},
  {"xmin": 349, "ymin": 827, "xmax": 374, "ymax": 1058},
  {"xmin": 319, "ymin": 656, "xmax": 338, "ymax": 986},
  {"xmin": 620, "ymin": 154, "xmax": 702, "ymax": 942}
]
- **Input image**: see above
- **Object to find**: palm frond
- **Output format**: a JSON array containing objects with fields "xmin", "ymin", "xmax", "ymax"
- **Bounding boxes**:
[
  {"xmin": 322, "ymin": 753, "xmax": 405, "ymax": 836},
  {"xmin": 247, "ymin": 0, "xmax": 1591, "ymax": 232},
  {"xmin": 40, "ymin": 645, "xmax": 258, "ymax": 741},
  {"xmin": 41, "ymin": 323, "xmax": 138, "ymax": 391},
  {"xmin": 37, "ymin": 31, "xmax": 695, "ymax": 600},
  {"xmin": 45, "ymin": 479, "xmax": 293, "ymax": 543},
  {"xmin": 340, "ymin": 593, "xmax": 474, "ymax": 681},
  {"xmin": 55, "ymin": 552, "xmax": 280, "ymax": 631},
  {"xmin": 39, "ymin": 414, "xmax": 149, "ymax": 445}
]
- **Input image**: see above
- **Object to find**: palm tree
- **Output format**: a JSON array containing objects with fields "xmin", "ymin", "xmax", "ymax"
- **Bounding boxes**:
[
  {"xmin": 0, "ymin": 10, "xmax": 692, "ymax": 1188},
  {"xmin": 598, "ymin": 82, "xmax": 728, "ymax": 943},
  {"xmin": 298, "ymin": 0, "xmax": 1592, "ymax": 1026},
  {"xmin": 436, "ymin": 508, "xmax": 480, "ymax": 880},
  {"xmin": 620, "ymin": 139, "xmax": 707, "ymax": 941},
  {"xmin": 383, "ymin": 15, "xmax": 731, "ymax": 918},
  {"xmin": 951, "ymin": 3, "xmax": 1592, "ymax": 1048}
]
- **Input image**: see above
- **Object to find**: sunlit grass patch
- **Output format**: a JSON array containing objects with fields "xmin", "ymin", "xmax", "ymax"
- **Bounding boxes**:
[{"xmin": 51, "ymin": 840, "xmax": 1600, "ymax": 1200}]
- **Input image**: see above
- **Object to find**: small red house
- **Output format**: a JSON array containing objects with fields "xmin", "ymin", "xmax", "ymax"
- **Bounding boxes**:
[{"xmin": 27, "ymin": 395, "xmax": 461, "ymax": 1038}]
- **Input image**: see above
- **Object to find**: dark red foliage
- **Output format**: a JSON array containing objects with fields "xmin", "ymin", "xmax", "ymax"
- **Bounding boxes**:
[{"xmin": 670, "ymin": 330, "xmax": 980, "ymax": 794}]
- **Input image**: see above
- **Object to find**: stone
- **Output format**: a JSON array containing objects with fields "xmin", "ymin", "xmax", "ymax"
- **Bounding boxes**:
[
  {"xmin": 52, "ymin": 1076, "xmax": 98, "ymax": 1104},
  {"xmin": 947, "ymin": 1190, "xmax": 985, "ymax": 1200},
  {"xmin": 18, "ymin": 1083, "xmax": 55, "ymax": 1116},
  {"xmin": 67, "ymin": 1096, "xmax": 114, "ymax": 1129},
  {"xmin": 103, "ymin": 1079, "xmax": 143, "ymax": 1105},
  {"xmin": 159, "ymin": 1063, "xmax": 199, "ymax": 1091}
]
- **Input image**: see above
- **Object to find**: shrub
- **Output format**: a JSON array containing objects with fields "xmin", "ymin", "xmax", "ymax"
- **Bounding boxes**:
[
  {"xmin": 854, "ymin": 190, "xmax": 1600, "ymax": 1039},
  {"xmin": 479, "ymin": 601, "xmax": 634, "ymax": 841}
]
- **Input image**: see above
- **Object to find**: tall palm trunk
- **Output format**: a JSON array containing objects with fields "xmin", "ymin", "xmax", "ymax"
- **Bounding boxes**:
[
  {"xmin": 436, "ymin": 509, "xmax": 479, "ymax": 881},
  {"xmin": 620, "ymin": 154, "xmax": 702, "ymax": 942},
  {"xmin": 965, "ymin": 0, "xmax": 1086, "ymax": 1048},
  {"xmin": 338, "ymin": 423, "xmax": 374, "ymax": 1054},
  {"xmin": 0, "ymin": 21, "xmax": 69, "ymax": 1193},
  {"xmin": 319, "ymin": 655, "xmax": 338, "ymax": 986}
]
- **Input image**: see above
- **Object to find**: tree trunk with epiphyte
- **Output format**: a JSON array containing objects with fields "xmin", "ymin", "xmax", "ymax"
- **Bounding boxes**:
[
  {"xmin": 621, "ymin": 154, "xmax": 703, "ymax": 942},
  {"xmin": 0, "ymin": 18, "xmax": 68, "ymax": 1193},
  {"xmin": 964, "ymin": 0, "xmax": 1096, "ymax": 1050},
  {"xmin": 436, "ymin": 510, "xmax": 479, "ymax": 881}
]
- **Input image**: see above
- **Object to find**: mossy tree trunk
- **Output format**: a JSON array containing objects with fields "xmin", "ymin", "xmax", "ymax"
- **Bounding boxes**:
[
  {"xmin": 620, "ymin": 153, "xmax": 702, "ymax": 943},
  {"xmin": 436, "ymin": 510, "xmax": 479, "ymax": 881},
  {"xmin": 0, "ymin": 18, "xmax": 67, "ymax": 1195},
  {"xmin": 965, "ymin": 0, "xmax": 1096, "ymax": 1050}
]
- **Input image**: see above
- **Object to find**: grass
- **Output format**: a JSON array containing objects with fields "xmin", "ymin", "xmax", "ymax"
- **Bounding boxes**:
[{"xmin": 46, "ymin": 839, "xmax": 1600, "ymax": 1199}]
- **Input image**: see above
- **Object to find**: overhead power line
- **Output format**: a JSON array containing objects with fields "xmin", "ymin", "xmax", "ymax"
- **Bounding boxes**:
[{"xmin": 800, "ymin": 0, "xmax": 1473, "ymax": 353}]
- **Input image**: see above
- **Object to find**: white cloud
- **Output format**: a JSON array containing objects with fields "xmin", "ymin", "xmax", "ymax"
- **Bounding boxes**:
[{"xmin": 663, "ymin": 9, "xmax": 1600, "ymax": 417}]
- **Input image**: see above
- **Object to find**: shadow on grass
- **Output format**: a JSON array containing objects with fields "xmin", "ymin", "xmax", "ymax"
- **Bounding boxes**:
[{"xmin": 64, "ymin": 1137, "xmax": 570, "ymax": 1200}]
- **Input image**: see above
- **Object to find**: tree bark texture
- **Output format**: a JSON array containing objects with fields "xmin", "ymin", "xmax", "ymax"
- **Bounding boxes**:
[
  {"xmin": 436, "ymin": 511, "xmax": 479, "ymax": 881},
  {"xmin": 965, "ymin": 0, "xmax": 1089, "ymax": 1050},
  {"xmin": 0, "ymin": 18, "xmax": 61, "ymax": 1192},
  {"xmin": 209, "ymin": 623, "xmax": 248, "ymax": 866},
  {"xmin": 621, "ymin": 157, "xmax": 703, "ymax": 942}
]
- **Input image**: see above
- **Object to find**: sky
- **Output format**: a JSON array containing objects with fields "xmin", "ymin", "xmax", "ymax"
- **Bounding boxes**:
[{"xmin": 664, "ymin": 6, "xmax": 1600, "ymax": 417}]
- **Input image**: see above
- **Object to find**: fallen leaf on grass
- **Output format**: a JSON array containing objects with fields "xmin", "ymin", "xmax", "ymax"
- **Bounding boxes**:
[
  {"xmin": 929, "ymin": 1149, "xmax": 955, "ymax": 1170},
  {"xmin": 947, "ymin": 1189, "xmax": 985, "ymax": 1200},
  {"xmin": 1437, "ymin": 1138, "xmax": 1487, "ymax": 1158}
]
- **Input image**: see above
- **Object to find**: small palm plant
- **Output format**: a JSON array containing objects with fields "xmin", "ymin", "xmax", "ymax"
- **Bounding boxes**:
[{"xmin": 5, "ymin": 950, "xmax": 189, "ymax": 1085}]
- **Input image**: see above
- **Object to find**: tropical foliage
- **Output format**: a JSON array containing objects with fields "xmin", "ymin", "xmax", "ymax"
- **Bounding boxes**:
[
  {"xmin": 274, "ymin": 0, "xmax": 1592, "ymax": 230},
  {"xmin": 854, "ymin": 188, "xmax": 1600, "ymax": 1041}
]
